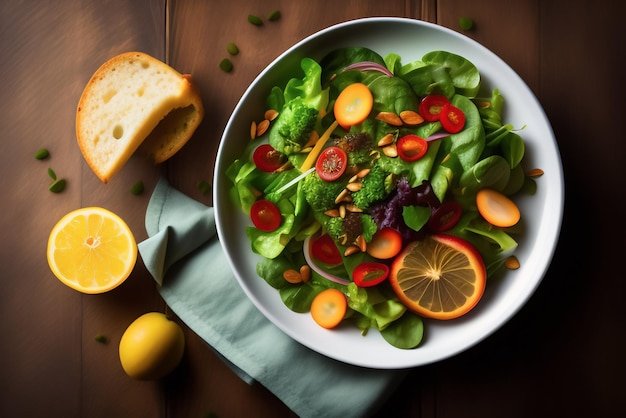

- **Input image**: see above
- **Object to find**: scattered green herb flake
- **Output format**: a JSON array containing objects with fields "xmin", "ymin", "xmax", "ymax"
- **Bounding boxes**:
[
  {"xmin": 267, "ymin": 10, "xmax": 281, "ymax": 21},
  {"xmin": 131, "ymin": 180, "xmax": 144, "ymax": 195},
  {"xmin": 203, "ymin": 413, "xmax": 218, "ymax": 418},
  {"xmin": 47, "ymin": 167, "xmax": 57, "ymax": 180},
  {"xmin": 95, "ymin": 334, "xmax": 107, "ymax": 344},
  {"xmin": 197, "ymin": 180, "xmax": 212, "ymax": 195},
  {"xmin": 459, "ymin": 17, "xmax": 474, "ymax": 31},
  {"xmin": 49, "ymin": 178, "xmax": 66, "ymax": 193},
  {"xmin": 219, "ymin": 58, "xmax": 233, "ymax": 73},
  {"xmin": 248, "ymin": 14, "xmax": 263, "ymax": 26},
  {"xmin": 35, "ymin": 148, "xmax": 49, "ymax": 160},
  {"xmin": 227, "ymin": 42, "xmax": 239, "ymax": 55}
]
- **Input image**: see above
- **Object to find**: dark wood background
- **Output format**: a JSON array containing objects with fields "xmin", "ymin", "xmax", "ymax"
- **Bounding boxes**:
[{"xmin": 1, "ymin": 0, "xmax": 624, "ymax": 416}]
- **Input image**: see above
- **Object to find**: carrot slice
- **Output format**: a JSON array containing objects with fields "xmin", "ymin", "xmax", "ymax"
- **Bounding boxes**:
[
  {"xmin": 476, "ymin": 188, "xmax": 520, "ymax": 227},
  {"xmin": 333, "ymin": 83, "xmax": 373, "ymax": 129},
  {"xmin": 310, "ymin": 288, "xmax": 347, "ymax": 329},
  {"xmin": 367, "ymin": 227, "xmax": 403, "ymax": 259}
]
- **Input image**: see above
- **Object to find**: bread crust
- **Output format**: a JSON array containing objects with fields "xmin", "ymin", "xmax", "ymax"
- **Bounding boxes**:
[{"xmin": 76, "ymin": 52, "xmax": 204, "ymax": 183}]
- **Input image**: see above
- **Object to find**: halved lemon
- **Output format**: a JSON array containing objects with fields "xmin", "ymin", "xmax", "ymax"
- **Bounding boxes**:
[
  {"xmin": 47, "ymin": 207, "xmax": 137, "ymax": 294},
  {"xmin": 389, "ymin": 234, "xmax": 486, "ymax": 320}
]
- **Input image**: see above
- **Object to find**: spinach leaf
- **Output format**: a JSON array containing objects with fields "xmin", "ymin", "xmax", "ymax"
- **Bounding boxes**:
[
  {"xmin": 319, "ymin": 47, "xmax": 386, "ymax": 86},
  {"xmin": 280, "ymin": 284, "xmax": 321, "ymax": 313},
  {"xmin": 380, "ymin": 311, "xmax": 424, "ymax": 349},
  {"xmin": 422, "ymin": 51, "xmax": 481, "ymax": 97},
  {"xmin": 500, "ymin": 132, "xmax": 525, "ymax": 169},
  {"xmin": 459, "ymin": 154, "xmax": 511, "ymax": 193},
  {"xmin": 443, "ymin": 94, "xmax": 485, "ymax": 171},
  {"xmin": 346, "ymin": 283, "xmax": 407, "ymax": 331},
  {"xmin": 367, "ymin": 73, "xmax": 420, "ymax": 114},
  {"xmin": 398, "ymin": 64, "xmax": 438, "ymax": 97},
  {"xmin": 283, "ymin": 57, "xmax": 329, "ymax": 111},
  {"xmin": 383, "ymin": 53, "xmax": 403, "ymax": 75},
  {"xmin": 402, "ymin": 205, "xmax": 431, "ymax": 232}
]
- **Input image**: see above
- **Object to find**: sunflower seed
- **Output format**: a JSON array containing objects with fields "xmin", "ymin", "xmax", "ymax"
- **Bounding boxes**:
[
  {"xmin": 526, "ymin": 168, "xmax": 544, "ymax": 178},
  {"xmin": 283, "ymin": 269, "xmax": 302, "ymax": 283},
  {"xmin": 400, "ymin": 110, "xmax": 424, "ymax": 125},
  {"xmin": 375, "ymin": 111, "xmax": 403, "ymax": 126},
  {"xmin": 377, "ymin": 133, "xmax": 395, "ymax": 147}
]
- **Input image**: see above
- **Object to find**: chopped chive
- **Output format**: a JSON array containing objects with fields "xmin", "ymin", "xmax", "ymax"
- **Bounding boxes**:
[
  {"xmin": 219, "ymin": 58, "xmax": 233, "ymax": 73},
  {"xmin": 35, "ymin": 148, "xmax": 49, "ymax": 160},
  {"xmin": 227, "ymin": 42, "xmax": 239, "ymax": 55},
  {"xmin": 95, "ymin": 334, "xmax": 107, "ymax": 344},
  {"xmin": 267, "ymin": 10, "xmax": 281, "ymax": 22},
  {"xmin": 130, "ymin": 180, "xmax": 144, "ymax": 195},
  {"xmin": 49, "ymin": 178, "xmax": 66, "ymax": 193},
  {"xmin": 248, "ymin": 14, "xmax": 263, "ymax": 26},
  {"xmin": 48, "ymin": 167, "xmax": 57, "ymax": 180},
  {"xmin": 197, "ymin": 180, "xmax": 211, "ymax": 195},
  {"xmin": 459, "ymin": 17, "xmax": 474, "ymax": 31}
]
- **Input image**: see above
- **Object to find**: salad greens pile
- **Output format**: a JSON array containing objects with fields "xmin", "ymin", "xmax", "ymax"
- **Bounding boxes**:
[{"xmin": 226, "ymin": 46, "xmax": 535, "ymax": 349}]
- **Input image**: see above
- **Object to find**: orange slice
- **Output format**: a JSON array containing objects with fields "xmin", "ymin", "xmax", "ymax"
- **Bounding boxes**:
[
  {"xmin": 389, "ymin": 234, "xmax": 486, "ymax": 320},
  {"xmin": 47, "ymin": 207, "xmax": 137, "ymax": 294}
]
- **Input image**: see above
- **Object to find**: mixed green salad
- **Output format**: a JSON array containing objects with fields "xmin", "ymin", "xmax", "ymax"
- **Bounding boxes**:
[{"xmin": 226, "ymin": 46, "xmax": 536, "ymax": 349}]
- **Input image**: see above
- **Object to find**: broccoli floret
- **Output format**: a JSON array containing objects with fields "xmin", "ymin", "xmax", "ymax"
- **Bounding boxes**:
[
  {"xmin": 301, "ymin": 171, "xmax": 346, "ymax": 212},
  {"xmin": 269, "ymin": 98, "xmax": 318, "ymax": 155},
  {"xmin": 352, "ymin": 163, "xmax": 389, "ymax": 210},
  {"xmin": 326, "ymin": 213, "xmax": 377, "ymax": 246},
  {"xmin": 330, "ymin": 132, "xmax": 375, "ymax": 166}
]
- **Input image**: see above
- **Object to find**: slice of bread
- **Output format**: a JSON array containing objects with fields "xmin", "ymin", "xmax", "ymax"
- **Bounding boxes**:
[{"xmin": 76, "ymin": 52, "xmax": 204, "ymax": 183}]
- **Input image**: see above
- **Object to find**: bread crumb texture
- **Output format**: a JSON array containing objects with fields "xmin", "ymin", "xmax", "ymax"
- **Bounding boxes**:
[{"xmin": 76, "ymin": 52, "xmax": 203, "ymax": 183}]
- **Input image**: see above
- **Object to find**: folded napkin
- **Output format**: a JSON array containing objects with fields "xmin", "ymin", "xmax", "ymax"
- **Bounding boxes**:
[{"xmin": 138, "ymin": 178, "xmax": 408, "ymax": 418}]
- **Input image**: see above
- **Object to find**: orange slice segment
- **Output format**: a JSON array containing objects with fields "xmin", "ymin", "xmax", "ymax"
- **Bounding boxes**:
[
  {"xmin": 389, "ymin": 234, "xmax": 486, "ymax": 320},
  {"xmin": 47, "ymin": 207, "xmax": 137, "ymax": 294}
]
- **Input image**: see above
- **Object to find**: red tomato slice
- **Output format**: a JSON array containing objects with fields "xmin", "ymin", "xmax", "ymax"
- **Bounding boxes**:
[
  {"xmin": 253, "ymin": 144, "xmax": 283, "ymax": 172},
  {"xmin": 440, "ymin": 103, "xmax": 466, "ymax": 133},
  {"xmin": 428, "ymin": 201, "xmax": 463, "ymax": 232},
  {"xmin": 316, "ymin": 146, "xmax": 347, "ymax": 181},
  {"xmin": 352, "ymin": 262, "xmax": 390, "ymax": 287},
  {"xmin": 397, "ymin": 134, "xmax": 428, "ymax": 162},
  {"xmin": 250, "ymin": 199, "xmax": 281, "ymax": 232},
  {"xmin": 419, "ymin": 95, "xmax": 450, "ymax": 122},
  {"xmin": 310, "ymin": 233, "xmax": 343, "ymax": 265}
]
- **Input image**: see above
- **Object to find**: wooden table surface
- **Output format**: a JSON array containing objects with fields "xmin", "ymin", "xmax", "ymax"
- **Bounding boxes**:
[{"xmin": 2, "ymin": 1, "xmax": 624, "ymax": 417}]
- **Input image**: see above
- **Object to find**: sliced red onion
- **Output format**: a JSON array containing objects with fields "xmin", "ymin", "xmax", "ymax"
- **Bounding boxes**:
[
  {"xmin": 343, "ymin": 61, "xmax": 394, "ymax": 77},
  {"xmin": 302, "ymin": 236, "xmax": 351, "ymax": 285},
  {"xmin": 425, "ymin": 132, "xmax": 450, "ymax": 142}
]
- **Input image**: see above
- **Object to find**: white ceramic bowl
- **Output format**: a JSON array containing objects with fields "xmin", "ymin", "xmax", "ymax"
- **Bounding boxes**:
[{"xmin": 214, "ymin": 17, "xmax": 563, "ymax": 369}]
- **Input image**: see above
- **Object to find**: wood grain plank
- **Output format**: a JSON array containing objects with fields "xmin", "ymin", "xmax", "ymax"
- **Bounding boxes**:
[{"xmin": 163, "ymin": 2, "xmax": 427, "ymax": 416}]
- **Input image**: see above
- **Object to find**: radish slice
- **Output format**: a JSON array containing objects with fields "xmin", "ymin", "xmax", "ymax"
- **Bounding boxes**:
[{"xmin": 303, "ymin": 236, "xmax": 351, "ymax": 285}]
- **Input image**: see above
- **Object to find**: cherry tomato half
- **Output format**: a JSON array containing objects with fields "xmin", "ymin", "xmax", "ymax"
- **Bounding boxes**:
[
  {"xmin": 428, "ymin": 201, "xmax": 463, "ymax": 232},
  {"xmin": 352, "ymin": 262, "xmax": 390, "ymax": 287},
  {"xmin": 419, "ymin": 95, "xmax": 450, "ymax": 122},
  {"xmin": 310, "ymin": 233, "xmax": 343, "ymax": 265},
  {"xmin": 316, "ymin": 146, "xmax": 347, "ymax": 182},
  {"xmin": 397, "ymin": 134, "xmax": 428, "ymax": 162},
  {"xmin": 440, "ymin": 103, "xmax": 466, "ymax": 133},
  {"xmin": 253, "ymin": 144, "xmax": 283, "ymax": 173},
  {"xmin": 250, "ymin": 199, "xmax": 281, "ymax": 232}
]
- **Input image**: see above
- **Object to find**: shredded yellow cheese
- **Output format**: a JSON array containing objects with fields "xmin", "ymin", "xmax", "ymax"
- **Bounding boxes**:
[{"xmin": 300, "ymin": 120, "xmax": 339, "ymax": 172}]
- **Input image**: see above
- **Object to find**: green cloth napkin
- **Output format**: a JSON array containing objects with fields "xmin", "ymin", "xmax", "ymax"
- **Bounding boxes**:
[{"xmin": 138, "ymin": 178, "xmax": 408, "ymax": 418}]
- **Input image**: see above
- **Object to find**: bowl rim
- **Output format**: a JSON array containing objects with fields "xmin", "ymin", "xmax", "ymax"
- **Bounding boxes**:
[{"xmin": 213, "ymin": 16, "xmax": 564, "ymax": 369}]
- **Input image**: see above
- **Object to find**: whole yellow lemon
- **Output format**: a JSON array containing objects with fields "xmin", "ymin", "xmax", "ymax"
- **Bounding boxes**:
[{"xmin": 119, "ymin": 312, "xmax": 185, "ymax": 380}]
